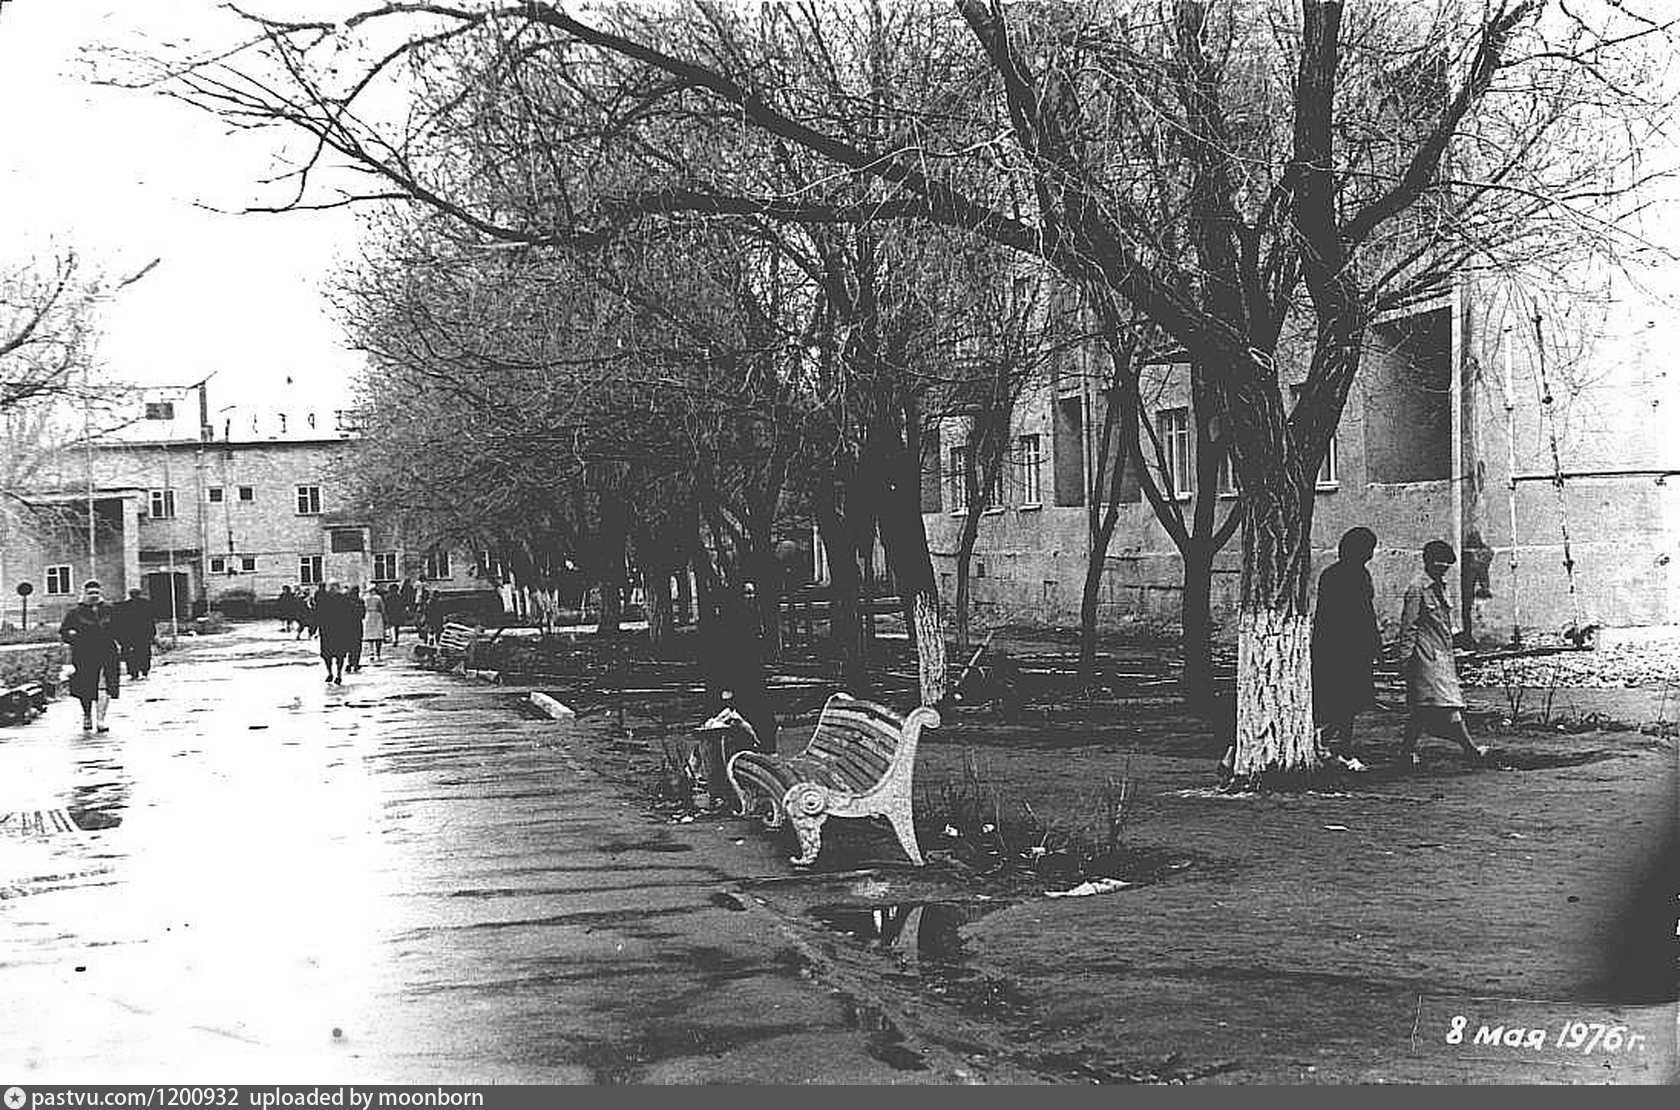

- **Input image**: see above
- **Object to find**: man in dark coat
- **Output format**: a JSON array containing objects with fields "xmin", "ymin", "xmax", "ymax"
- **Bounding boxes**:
[
  {"xmin": 1311, "ymin": 527, "xmax": 1382, "ymax": 769},
  {"xmin": 111, "ymin": 588, "xmax": 158, "ymax": 680},
  {"xmin": 59, "ymin": 580, "xmax": 121, "ymax": 732},
  {"xmin": 315, "ymin": 581, "xmax": 354, "ymax": 684}
]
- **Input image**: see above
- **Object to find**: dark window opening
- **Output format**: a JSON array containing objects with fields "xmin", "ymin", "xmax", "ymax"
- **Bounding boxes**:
[{"xmin": 1363, "ymin": 307, "xmax": 1451, "ymax": 483}]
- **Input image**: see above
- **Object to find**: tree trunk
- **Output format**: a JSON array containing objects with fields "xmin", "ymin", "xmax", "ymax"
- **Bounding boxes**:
[
  {"xmin": 816, "ymin": 506, "xmax": 868, "ymax": 693},
  {"xmin": 1180, "ymin": 543, "xmax": 1216, "ymax": 710},
  {"xmin": 1230, "ymin": 472, "xmax": 1317, "ymax": 785},
  {"xmin": 873, "ymin": 432, "xmax": 948, "ymax": 706},
  {"xmin": 644, "ymin": 569, "xmax": 672, "ymax": 647},
  {"xmin": 910, "ymin": 591, "xmax": 944, "ymax": 707},
  {"xmin": 675, "ymin": 568, "xmax": 694, "ymax": 626},
  {"xmin": 953, "ymin": 500, "xmax": 983, "ymax": 654},
  {"xmin": 597, "ymin": 577, "xmax": 624, "ymax": 638}
]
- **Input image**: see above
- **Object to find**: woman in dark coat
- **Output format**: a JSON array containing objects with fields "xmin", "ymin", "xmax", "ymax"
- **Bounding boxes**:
[{"xmin": 1311, "ymin": 527, "xmax": 1382, "ymax": 767}]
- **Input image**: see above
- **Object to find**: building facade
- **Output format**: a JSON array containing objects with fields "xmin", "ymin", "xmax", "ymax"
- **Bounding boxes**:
[
  {"xmin": 2, "ymin": 387, "xmax": 479, "ymax": 628},
  {"xmin": 922, "ymin": 273, "xmax": 1680, "ymax": 645}
]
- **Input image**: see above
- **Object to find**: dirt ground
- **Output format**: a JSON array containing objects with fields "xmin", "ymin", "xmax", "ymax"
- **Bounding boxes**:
[{"xmin": 483, "ymin": 626, "xmax": 1679, "ymax": 1085}]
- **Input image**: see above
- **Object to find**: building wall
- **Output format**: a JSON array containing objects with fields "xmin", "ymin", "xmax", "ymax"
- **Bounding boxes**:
[
  {"xmin": 0, "ymin": 495, "xmax": 139, "ymax": 629},
  {"xmin": 924, "ymin": 275, "xmax": 1679, "ymax": 645},
  {"xmin": 18, "ymin": 436, "xmax": 481, "ymax": 615}
]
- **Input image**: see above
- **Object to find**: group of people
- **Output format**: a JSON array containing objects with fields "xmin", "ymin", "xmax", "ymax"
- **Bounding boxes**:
[
  {"xmin": 276, "ymin": 581, "xmax": 408, "ymax": 684},
  {"xmin": 57, "ymin": 581, "xmax": 160, "ymax": 733},
  {"xmin": 1311, "ymin": 531, "xmax": 1492, "ymax": 770}
]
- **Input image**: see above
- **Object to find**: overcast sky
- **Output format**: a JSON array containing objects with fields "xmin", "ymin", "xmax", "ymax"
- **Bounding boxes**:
[{"xmin": 0, "ymin": 1, "xmax": 367, "ymax": 413}]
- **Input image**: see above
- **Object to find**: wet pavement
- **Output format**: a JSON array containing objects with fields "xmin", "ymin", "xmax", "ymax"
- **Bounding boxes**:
[{"xmin": 0, "ymin": 626, "xmax": 999, "ymax": 1084}]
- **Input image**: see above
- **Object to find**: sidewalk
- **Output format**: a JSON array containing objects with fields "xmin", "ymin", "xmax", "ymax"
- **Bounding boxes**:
[{"xmin": 0, "ymin": 626, "xmax": 1009, "ymax": 1084}]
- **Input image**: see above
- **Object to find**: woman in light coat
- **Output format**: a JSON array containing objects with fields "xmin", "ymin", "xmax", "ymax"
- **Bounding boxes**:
[
  {"xmin": 1398, "ymin": 540, "xmax": 1491, "ymax": 765},
  {"xmin": 362, "ymin": 586, "xmax": 387, "ymax": 662}
]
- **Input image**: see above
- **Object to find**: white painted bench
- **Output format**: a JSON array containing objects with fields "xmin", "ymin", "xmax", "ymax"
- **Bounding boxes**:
[
  {"xmin": 413, "ymin": 621, "xmax": 478, "ymax": 671},
  {"xmin": 0, "ymin": 681, "xmax": 47, "ymax": 725},
  {"xmin": 726, "ymin": 693, "xmax": 940, "ymax": 867}
]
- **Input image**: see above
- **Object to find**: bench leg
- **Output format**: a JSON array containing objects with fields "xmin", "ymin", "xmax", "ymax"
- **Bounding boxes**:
[
  {"xmin": 789, "ymin": 812, "xmax": 825, "ymax": 867},
  {"xmin": 884, "ymin": 797, "xmax": 924, "ymax": 867}
]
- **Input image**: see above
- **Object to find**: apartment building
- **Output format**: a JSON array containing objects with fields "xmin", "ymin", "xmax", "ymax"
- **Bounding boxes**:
[
  {"xmin": 2, "ymin": 387, "xmax": 478, "ymax": 627},
  {"xmin": 922, "ymin": 274, "xmax": 1680, "ymax": 645}
]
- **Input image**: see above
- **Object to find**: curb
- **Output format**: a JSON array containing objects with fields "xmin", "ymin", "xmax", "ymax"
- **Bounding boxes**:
[{"xmin": 529, "ymin": 691, "xmax": 576, "ymax": 720}]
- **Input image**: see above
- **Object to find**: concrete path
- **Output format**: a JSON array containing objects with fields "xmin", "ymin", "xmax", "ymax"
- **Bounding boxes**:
[{"xmin": 0, "ymin": 626, "xmax": 988, "ymax": 1084}]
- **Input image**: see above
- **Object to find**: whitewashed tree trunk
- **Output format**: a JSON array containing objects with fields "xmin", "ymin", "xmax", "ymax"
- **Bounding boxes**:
[
  {"xmin": 1233, "ymin": 606, "xmax": 1316, "ymax": 778},
  {"xmin": 911, "ymin": 591, "xmax": 947, "ymax": 707}
]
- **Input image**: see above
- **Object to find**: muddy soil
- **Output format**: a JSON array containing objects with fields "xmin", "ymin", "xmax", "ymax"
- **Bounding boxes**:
[{"xmin": 494, "ymin": 631, "xmax": 1678, "ymax": 1085}]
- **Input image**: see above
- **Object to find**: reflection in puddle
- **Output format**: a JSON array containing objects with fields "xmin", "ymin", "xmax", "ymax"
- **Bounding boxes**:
[
  {"xmin": 68, "ymin": 778, "xmax": 129, "ymax": 830},
  {"xmin": 808, "ymin": 901, "xmax": 1009, "ymax": 966}
]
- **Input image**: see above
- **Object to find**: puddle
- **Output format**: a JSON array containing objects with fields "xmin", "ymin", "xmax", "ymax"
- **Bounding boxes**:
[
  {"xmin": 386, "ymin": 692, "xmax": 445, "ymax": 701},
  {"xmin": 808, "ymin": 901, "xmax": 1011, "ymax": 966}
]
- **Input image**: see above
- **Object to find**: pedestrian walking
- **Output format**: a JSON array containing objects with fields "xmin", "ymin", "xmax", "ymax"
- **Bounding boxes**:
[
  {"xmin": 278, "ymin": 585, "xmax": 297, "ymax": 633},
  {"xmin": 111, "ymin": 587, "xmax": 159, "ymax": 680},
  {"xmin": 295, "ymin": 586, "xmax": 317, "ymax": 641},
  {"xmin": 315, "ymin": 582, "xmax": 353, "ymax": 684},
  {"xmin": 398, "ymin": 578, "xmax": 418, "ymax": 641},
  {"xmin": 1311, "ymin": 527, "xmax": 1381, "ymax": 771},
  {"xmin": 421, "ymin": 588, "xmax": 444, "ymax": 644},
  {"xmin": 58, "ymin": 580, "xmax": 121, "ymax": 733},
  {"xmin": 346, "ymin": 586, "xmax": 368, "ymax": 672},
  {"xmin": 385, "ymin": 582, "xmax": 407, "ymax": 646},
  {"xmin": 1398, "ymin": 540, "xmax": 1492, "ymax": 766}
]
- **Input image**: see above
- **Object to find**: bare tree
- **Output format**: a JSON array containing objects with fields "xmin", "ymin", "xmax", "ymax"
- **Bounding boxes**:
[{"xmin": 125, "ymin": 0, "xmax": 1676, "ymax": 781}]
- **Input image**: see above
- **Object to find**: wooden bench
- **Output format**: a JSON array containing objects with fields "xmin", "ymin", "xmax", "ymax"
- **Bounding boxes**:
[
  {"xmin": 413, "ymin": 621, "xmax": 478, "ymax": 671},
  {"xmin": 0, "ymin": 681, "xmax": 47, "ymax": 725},
  {"xmin": 726, "ymin": 693, "xmax": 940, "ymax": 867}
]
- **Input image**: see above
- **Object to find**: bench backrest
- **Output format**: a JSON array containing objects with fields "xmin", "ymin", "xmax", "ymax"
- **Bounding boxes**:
[
  {"xmin": 803, "ymin": 693, "xmax": 919, "ymax": 793},
  {"xmin": 438, "ymin": 622, "xmax": 476, "ymax": 652}
]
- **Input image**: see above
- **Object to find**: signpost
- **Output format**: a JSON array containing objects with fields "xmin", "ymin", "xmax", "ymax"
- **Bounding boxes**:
[{"xmin": 16, "ymin": 580, "xmax": 33, "ymax": 629}]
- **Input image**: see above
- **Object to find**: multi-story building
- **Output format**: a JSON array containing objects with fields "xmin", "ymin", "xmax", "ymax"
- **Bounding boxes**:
[
  {"xmin": 1, "ymin": 385, "xmax": 480, "ymax": 627},
  {"xmin": 922, "ymin": 270, "xmax": 1680, "ymax": 645}
]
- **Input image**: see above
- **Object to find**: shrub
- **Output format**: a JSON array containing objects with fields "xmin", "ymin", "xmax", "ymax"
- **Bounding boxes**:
[{"xmin": 0, "ymin": 642, "xmax": 70, "ymax": 693}]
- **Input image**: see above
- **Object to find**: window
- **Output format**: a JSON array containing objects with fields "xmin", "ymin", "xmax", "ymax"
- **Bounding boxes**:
[
  {"xmin": 330, "ymin": 529, "xmax": 365, "ymax": 553},
  {"xmin": 423, "ymin": 550, "xmax": 451, "ymax": 580},
  {"xmin": 210, "ymin": 556, "xmax": 227, "ymax": 574},
  {"xmin": 983, "ymin": 463, "xmax": 1003, "ymax": 512},
  {"xmin": 149, "ymin": 489, "xmax": 176, "ymax": 519},
  {"xmin": 295, "ymin": 485, "xmax": 321, "ymax": 515},
  {"xmin": 45, "ymin": 565, "xmax": 73, "ymax": 595},
  {"xmin": 948, "ymin": 445, "xmax": 969, "ymax": 512},
  {"xmin": 373, "ymin": 552, "xmax": 399, "ymax": 582},
  {"xmin": 1053, "ymin": 395, "xmax": 1086, "ymax": 507},
  {"xmin": 1017, "ymin": 433, "xmax": 1043, "ymax": 506},
  {"xmin": 240, "ymin": 556, "xmax": 257, "ymax": 573},
  {"xmin": 145, "ymin": 401, "xmax": 175, "ymax": 421},
  {"xmin": 1291, "ymin": 385, "xmax": 1341, "ymax": 489},
  {"xmin": 1216, "ymin": 450, "xmax": 1239, "ymax": 498},
  {"xmin": 208, "ymin": 486, "xmax": 225, "ymax": 503},
  {"xmin": 1156, "ymin": 408, "xmax": 1192, "ymax": 498},
  {"xmin": 1316, "ymin": 434, "xmax": 1340, "ymax": 488},
  {"xmin": 299, "ymin": 555, "xmax": 323, "ymax": 585},
  {"xmin": 238, "ymin": 486, "xmax": 254, "ymax": 502}
]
